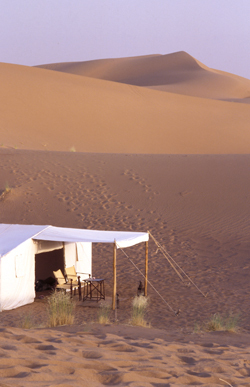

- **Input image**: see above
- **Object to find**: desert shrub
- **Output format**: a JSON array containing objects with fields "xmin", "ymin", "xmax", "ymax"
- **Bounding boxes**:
[
  {"xmin": 4, "ymin": 182, "xmax": 11, "ymax": 193},
  {"xmin": 224, "ymin": 313, "xmax": 241, "ymax": 332},
  {"xmin": 205, "ymin": 312, "xmax": 240, "ymax": 332},
  {"xmin": 206, "ymin": 313, "xmax": 224, "ymax": 331},
  {"xmin": 0, "ymin": 182, "xmax": 11, "ymax": 200},
  {"xmin": 131, "ymin": 295, "xmax": 150, "ymax": 327},
  {"xmin": 47, "ymin": 290, "xmax": 75, "ymax": 327},
  {"xmin": 98, "ymin": 303, "xmax": 111, "ymax": 325}
]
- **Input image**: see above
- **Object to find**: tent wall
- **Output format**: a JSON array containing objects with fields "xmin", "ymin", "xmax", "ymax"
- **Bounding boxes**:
[
  {"xmin": 64, "ymin": 242, "xmax": 92, "ymax": 280},
  {"xmin": 76, "ymin": 242, "xmax": 92, "ymax": 280},
  {"xmin": 0, "ymin": 239, "xmax": 36, "ymax": 311},
  {"xmin": 64, "ymin": 242, "xmax": 76, "ymax": 268}
]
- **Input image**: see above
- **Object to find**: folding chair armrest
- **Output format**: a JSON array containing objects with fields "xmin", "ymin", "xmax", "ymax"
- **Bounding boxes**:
[
  {"xmin": 56, "ymin": 277, "xmax": 67, "ymax": 284},
  {"xmin": 76, "ymin": 272, "xmax": 91, "ymax": 275},
  {"xmin": 66, "ymin": 274, "xmax": 78, "ymax": 279}
]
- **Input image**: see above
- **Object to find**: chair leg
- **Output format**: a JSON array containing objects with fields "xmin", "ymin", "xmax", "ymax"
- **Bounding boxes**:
[
  {"xmin": 70, "ymin": 279, "xmax": 73, "ymax": 298},
  {"xmin": 78, "ymin": 276, "xmax": 82, "ymax": 301}
]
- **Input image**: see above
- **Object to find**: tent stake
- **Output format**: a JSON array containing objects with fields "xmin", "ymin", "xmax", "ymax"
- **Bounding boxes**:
[{"xmin": 112, "ymin": 241, "xmax": 117, "ymax": 310}]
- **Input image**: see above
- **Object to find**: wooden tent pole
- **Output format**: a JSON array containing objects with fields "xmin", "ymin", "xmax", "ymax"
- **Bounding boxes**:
[
  {"xmin": 63, "ymin": 242, "xmax": 66, "ymax": 273},
  {"xmin": 145, "ymin": 240, "xmax": 148, "ymax": 296},
  {"xmin": 112, "ymin": 242, "xmax": 117, "ymax": 310}
]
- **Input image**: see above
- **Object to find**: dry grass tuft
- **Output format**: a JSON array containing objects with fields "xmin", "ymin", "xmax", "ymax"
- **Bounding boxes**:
[
  {"xmin": 47, "ymin": 291, "xmax": 75, "ymax": 327},
  {"xmin": 131, "ymin": 295, "xmax": 151, "ymax": 328},
  {"xmin": 197, "ymin": 312, "xmax": 240, "ymax": 333},
  {"xmin": 4, "ymin": 182, "xmax": 11, "ymax": 193},
  {"xmin": 0, "ymin": 182, "xmax": 11, "ymax": 200},
  {"xmin": 98, "ymin": 303, "xmax": 111, "ymax": 325}
]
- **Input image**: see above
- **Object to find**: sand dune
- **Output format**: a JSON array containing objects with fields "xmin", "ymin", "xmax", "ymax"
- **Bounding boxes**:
[
  {"xmin": 1, "ymin": 150, "xmax": 250, "ymax": 329},
  {"xmin": 1, "ymin": 59, "xmax": 250, "ymax": 153},
  {"xmin": 37, "ymin": 51, "xmax": 250, "ymax": 100},
  {"xmin": 1, "ymin": 51, "xmax": 250, "ymax": 386},
  {"xmin": 1, "ymin": 149, "xmax": 250, "ymax": 385}
]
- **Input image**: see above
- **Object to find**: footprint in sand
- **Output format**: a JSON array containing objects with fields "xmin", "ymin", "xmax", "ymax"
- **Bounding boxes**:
[
  {"xmin": 82, "ymin": 351, "xmax": 103, "ymax": 359},
  {"xmin": 97, "ymin": 372, "xmax": 124, "ymax": 385},
  {"xmin": 179, "ymin": 191, "xmax": 192, "ymax": 197}
]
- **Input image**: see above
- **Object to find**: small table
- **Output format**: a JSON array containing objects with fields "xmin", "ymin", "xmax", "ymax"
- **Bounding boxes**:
[{"xmin": 82, "ymin": 278, "xmax": 105, "ymax": 302}]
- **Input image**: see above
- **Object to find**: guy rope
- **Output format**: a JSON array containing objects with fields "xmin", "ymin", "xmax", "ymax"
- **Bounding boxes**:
[
  {"xmin": 115, "ymin": 230, "xmax": 207, "ymax": 316},
  {"xmin": 115, "ymin": 241, "xmax": 180, "ymax": 316},
  {"xmin": 148, "ymin": 231, "xmax": 207, "ymax": 298}
]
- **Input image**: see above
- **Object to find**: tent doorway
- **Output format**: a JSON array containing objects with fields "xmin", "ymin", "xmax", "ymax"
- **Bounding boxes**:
[{"xmin": 35, "ymin": 248, "xmax": 64, "ymax": 282}]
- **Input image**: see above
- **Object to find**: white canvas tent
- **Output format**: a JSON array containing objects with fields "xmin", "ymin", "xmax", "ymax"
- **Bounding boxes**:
[{"xmin": 0, "ymin": 224, "xmax": 149, "ymax": 311}]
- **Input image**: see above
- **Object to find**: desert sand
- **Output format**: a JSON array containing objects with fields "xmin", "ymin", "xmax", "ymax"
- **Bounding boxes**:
[
  {"xmin": 1, "ymin": 52, "xmax": 250, "ymax": 154},
  {"xmin": 0, "ymin": 52, "xmax": 250, "ymax": 385},
  {"xmin": 0, "ymin": 323, "xmax": 250, "ymax": 386}
]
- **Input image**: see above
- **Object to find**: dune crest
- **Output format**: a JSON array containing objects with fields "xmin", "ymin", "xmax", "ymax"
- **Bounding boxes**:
[
  {"xmin": 37, "ymin": 51, "xmax": 250, "ymax": 100},
  {"xmin": 1, "ymin": 58, "xmax": 250, "ymax": 154}
]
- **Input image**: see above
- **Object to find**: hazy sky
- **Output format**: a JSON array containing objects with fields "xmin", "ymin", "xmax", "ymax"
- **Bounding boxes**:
[{"xmin": 1, "ymin": 0, "xmax": 250, "ymax": 79}]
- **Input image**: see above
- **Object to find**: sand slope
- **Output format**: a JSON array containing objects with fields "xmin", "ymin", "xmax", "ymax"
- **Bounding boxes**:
[
  {"xmin": 1, "ymin": 149, "xmax": 250, "ymax": 385},
  {"xmin": 37, "ymin": 51, "xmax": 250, "ymax": 100},
  {"xmin": 1, "ymin": 58, "xmax": 250, "ymax": 153},
  {"xmin": 1, "ymin": 149, "xmax": 250, "ymax": 330},
  {"xmin": 0, "ymin": 325, "xmax": 249, "ymax": 386},
  {"xmin": 1, "ymin": 52, "xmax": 250, "ymax": 386}
]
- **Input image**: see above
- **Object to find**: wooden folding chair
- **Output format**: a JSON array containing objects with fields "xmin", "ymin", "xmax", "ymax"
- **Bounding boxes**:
[
  {"xmin": 65, "ymin": 266, "xmax": 89, "ymax": 300},
  {"xmin": 53, "ymin": 269, "xmax": 78, "ymax": 297}
]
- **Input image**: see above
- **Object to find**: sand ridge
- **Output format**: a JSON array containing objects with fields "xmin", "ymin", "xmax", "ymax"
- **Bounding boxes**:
[
  {"xmin": 1, "ymin": 52, "xmax": 250, "ymax": 153},
  {"xmin": 37, "ymin": 51, "xmax": 250, "ymax": 100}
]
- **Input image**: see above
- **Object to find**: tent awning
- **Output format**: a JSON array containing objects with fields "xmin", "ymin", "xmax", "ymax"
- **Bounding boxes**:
[
  {"xmin": 0, "ymin": 224, "xmax": 149, "ymax": 257},
  {"xmin": 34, "ymin": 226, "xmax": 149, "ymax": 249}
]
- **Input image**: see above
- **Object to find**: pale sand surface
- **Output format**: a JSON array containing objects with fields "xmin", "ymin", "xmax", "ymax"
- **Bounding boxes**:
[
  {"xmin": 0, "ymin": 149, "xmax": 250, "ymax": 385},
  {"xmin": 0, "ymin": 324, "xmax": 250, "ymax": 386},
  {"xmin": 1, "ymin": 51, "xmax": 250, "ymax": 385}
]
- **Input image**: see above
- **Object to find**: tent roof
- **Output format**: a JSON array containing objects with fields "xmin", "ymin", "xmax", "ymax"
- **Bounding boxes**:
[
  {"xmin": 0, "ymin": 224, "xmax": 149, "ymax": 257},
  {"xmin": 0, "ymin": 224, "xmax": 49, "ymax": 258}
]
